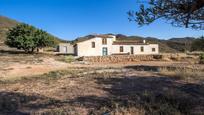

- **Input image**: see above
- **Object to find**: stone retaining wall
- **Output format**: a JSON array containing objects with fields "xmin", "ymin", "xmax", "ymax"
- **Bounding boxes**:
[
  {"xmin": 81, "ymin": 55, "xmax": 162, "ymax": 63},
  {"xmin": 80, "ymin": 53, "xmax": 195, "ymax": 63}
]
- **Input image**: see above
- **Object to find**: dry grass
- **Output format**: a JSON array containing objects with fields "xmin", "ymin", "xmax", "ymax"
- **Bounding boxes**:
[
  {"xmin": 0, "ymin": 66, "xmax": 204, "ymax": 115},
  {"xmin": 200, "ymin": 53, "xmax": 204, "ymax": 64},
  {"xmin": 0, "ymin": 53, "xmax": 72, "ymax": 80},
  {"xmin": 1, "ymin": 52, "xmax": 204, "ymax": 114},
  {"xmin": 0, "ymin": 68, "xmax": 88, "ymax": 84},
  {"xmin": 159, "ymin": 66, "xmax": 204, "ymax": 82}
]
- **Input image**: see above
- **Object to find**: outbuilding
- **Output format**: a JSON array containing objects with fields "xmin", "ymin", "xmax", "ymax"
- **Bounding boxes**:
[{"xmin": 57, "ymin": 43, "xmax": 74, "ymax": 54}]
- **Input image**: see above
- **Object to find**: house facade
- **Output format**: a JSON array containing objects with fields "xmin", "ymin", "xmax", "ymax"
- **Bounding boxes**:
[
  {"xmin": 74, "ymin": 35, "xmax": 159, "ymax": 56},
  {"xmin": 57, "ymin": 43, "xmax": 74, "ymax": 54}
]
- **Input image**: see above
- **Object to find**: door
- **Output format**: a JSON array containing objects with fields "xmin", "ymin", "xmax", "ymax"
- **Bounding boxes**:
[
  {"xmin": 102, "ymin": 47, "xmax": 108, "ymax": 56},
  {"xmin": 130, "ymin": 47, "xmax": 134, "ymax": 55},
  {"xmin": 63, "ymin": 46, "xmax": 67, "ymax": 53}
]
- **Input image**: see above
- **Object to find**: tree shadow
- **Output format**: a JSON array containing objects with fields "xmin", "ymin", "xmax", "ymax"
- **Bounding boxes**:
[
  {"xmin": 2, "ymin": 74, "xmax": 204, "ymax": 114},
  {"xmin": 124, "ymin": 65, "xmax": 161, "ymax": 72},
  {"xmin": 0, "ymin": 50, "xmax": 26, "ymax": 55},
  {"xmin": 0, "ymin": 91, "xmax": 63, "ymax": 114},
  {"xmin": 70, "ymin": 76, "xmax": 204, "ymax": 114},
  {"xmin": 124, "ymin": 65, "xmax": 181, "ymax": 72}
]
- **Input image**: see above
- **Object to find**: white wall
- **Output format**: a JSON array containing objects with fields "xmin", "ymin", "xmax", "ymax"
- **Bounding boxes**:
[
  {"xmin": 76, "ymin": 36, "xmax": 159, "ymax": 56},
  {"xmin": 58, "ymin": 43, "xmax": 74, "ymax": 54},
  {"xmin": 112, "ymin": 44, "xmax": 159, "ymax": 55},
  {"xmin": 76, "ymin": 37, "xmax": 114, "ymax": 56}
]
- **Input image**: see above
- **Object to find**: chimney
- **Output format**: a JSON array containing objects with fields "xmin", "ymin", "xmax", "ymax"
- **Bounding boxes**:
[
  {"xmin": 112, "ymin": 35, "xmax": 116, "ymax": 41},
  {"xmin": 143, "ymin": 40, "xmax": 146, "ymax": 44}
]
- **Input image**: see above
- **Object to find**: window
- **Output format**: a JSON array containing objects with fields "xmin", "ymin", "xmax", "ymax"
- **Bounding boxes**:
[
  {"xmin": 92, "ymin": 42, "xmax": 95, "ymax": 48},
  {"xmin": 102, "ymin": 38, "xmax": 107, "ymax": 45},
  {"xmin": 120, "ymin": 46, "xmax": 124, "ymax": 52},
  {"xmin": 152, "ymin": 48, "xmax": 156, "ymax": 52},
  {"xmin": 140, "ymin": 46, "xmax": 144, "ymax": 52}
]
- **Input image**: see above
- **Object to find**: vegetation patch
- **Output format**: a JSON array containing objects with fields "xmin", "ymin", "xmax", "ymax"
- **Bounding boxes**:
[
  {"xmin": 0, "ymin": 69, "xmax": 79, "ymax": 84},
  {"xmin": 1, "ymin": 64, "xmax": 204, "ymax": 114},
  {"xmin": 64, "ymin": 55, "xmax": 75, "ymax": 63},
  {"xmin": 35, "ymin": 107, "xmax": 78, "ymax": 115},
  {"xmin": 6, "ymin": 24, "xmax": 58, "ymax": 53},
  {"xmin": 200, "ymin": 53, "xmax": 204, "ymax": 64},
  {"xmin": 159, "ymin": 66, "xmax": 204, "ymax": 82}
]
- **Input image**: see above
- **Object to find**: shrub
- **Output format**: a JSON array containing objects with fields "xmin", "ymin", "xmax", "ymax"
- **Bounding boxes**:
[
  {"xmin": 191, "ymin": 37, "xmax": 204, "ymax": 51},
  {"xmin": 200, "ymin": 53, "xmax": 204, "ymax": 64},
  {"xmin": 65, "ymin": 55, "xmax": 75, "ymax": 63}
]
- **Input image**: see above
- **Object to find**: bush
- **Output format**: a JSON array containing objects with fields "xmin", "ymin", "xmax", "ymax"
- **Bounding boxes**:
[
  {"xmin": 200, "ymin": 53, "xmax": 204, "ymax": 64},
  {"xmin": 191, "ymin": 37, "xmax": 204, "ymax": 51},
  {"xmin": 65, "ymin": 55, "xmax": 75, "ymax": 63}
]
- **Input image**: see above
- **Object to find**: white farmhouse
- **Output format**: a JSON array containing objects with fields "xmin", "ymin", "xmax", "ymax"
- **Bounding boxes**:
[{"xmin": 73, "ymin": 34, "xmax": 159, "ymax": 56}]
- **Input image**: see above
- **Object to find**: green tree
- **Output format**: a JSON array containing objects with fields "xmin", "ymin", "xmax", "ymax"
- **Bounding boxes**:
[
  {"xmin": 191, "ymin": 36, "xmax": 204, "ymax": 51},
  {"xmin": 128, "ymin": 0, "xmax": 204, "ymax": 30},
  {"xmin": 6, "ymin": 23, "xmax": 57, "ymax": 53}
]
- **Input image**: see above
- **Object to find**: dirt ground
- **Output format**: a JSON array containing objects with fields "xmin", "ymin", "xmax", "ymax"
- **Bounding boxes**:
[
  {"xmin": 0, "ymin": 53, "xmax": 204, "ymax": 114},
  {"xmin": 0, "ymin": 53, "xmax": 203, "ymax": 80},
  {"xmin": 0, "ymin": 54, "xmax": 66, "ymax": 79}
]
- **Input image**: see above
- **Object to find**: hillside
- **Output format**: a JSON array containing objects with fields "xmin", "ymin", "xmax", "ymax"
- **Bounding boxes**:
[
  {"xmin": 0, "ymin": 16, "xmax": 68, "ymax": 49},
  {"xmin": 0, "ymin": 16, "xmax": 18, "ymax": 45}
]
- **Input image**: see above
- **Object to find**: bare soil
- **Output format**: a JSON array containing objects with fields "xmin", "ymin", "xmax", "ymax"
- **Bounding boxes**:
[
  {"xmin": 0, "ymin": 54, "xmax": 67, "ymax": 79},
  {"xmin": 0, "ymin": 53, "xmax": 204, "ymax": 114}
]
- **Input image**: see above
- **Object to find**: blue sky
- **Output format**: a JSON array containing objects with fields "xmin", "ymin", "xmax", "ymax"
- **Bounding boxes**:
[{"xmin": 0, "ymin": 0, "xmax": 203, "ymax": 40}]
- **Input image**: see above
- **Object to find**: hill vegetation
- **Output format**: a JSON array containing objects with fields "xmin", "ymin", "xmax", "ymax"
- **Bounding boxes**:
[
  {"xmin": 0, "ymin": 16, "xmax": 67, "ymax": 48},
  {"xmin": 0, "ymin": 16, "xmax": 18, "ymax": 45}
]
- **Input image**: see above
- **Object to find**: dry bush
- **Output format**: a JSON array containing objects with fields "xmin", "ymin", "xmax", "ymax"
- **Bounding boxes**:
[
  {"xmin": 200, "ymin": 54, "xmax": 204, "ymax": 64},
  {"xmin": 160, "ymin": 66, "xmax": 204, "ymax": 82},
  {"xmin": 35, "ymin": 108, "xmax": 78, "ymax": 115},
  {"xmin": 91, "ymin": 106, "xmax": 145, "ymax": 115},
  {"xmin": 55, "ymin": 55, "xmax": 75, "ymax": 63},
  {"xmin": 64, "ymin": 55, "xmax": 75, "ymax": 63}
]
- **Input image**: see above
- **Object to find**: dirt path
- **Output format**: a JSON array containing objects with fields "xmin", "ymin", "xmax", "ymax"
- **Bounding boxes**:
[{"xmin": 0, "ymin": 58, "xmax": 69, "ymax": 80}]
